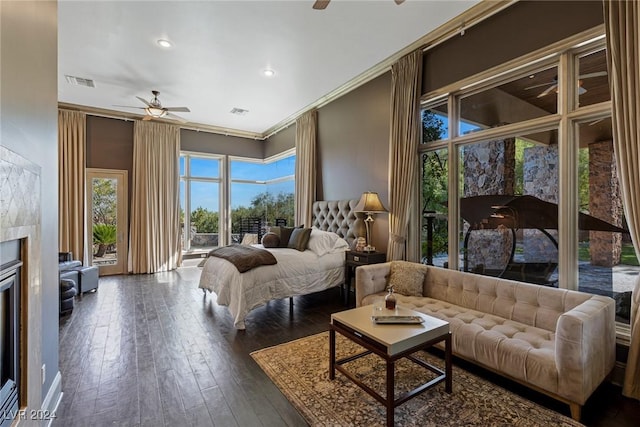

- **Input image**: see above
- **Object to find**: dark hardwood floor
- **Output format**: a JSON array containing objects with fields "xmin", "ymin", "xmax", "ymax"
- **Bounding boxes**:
[{"xmin": 54, "ymin": 262, "xmax": 640, "ymax": 426}]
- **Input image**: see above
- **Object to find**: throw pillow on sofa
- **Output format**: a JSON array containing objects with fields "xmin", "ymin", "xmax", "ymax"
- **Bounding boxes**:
[{"xmin": 387, "ymin": 261, "xmax": 427, "ymax": 297}]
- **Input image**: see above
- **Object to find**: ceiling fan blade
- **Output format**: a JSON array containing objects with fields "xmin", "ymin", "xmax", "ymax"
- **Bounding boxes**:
[
  {"xmin": 524, "ymin": 81, "xmax": 556, "ymax": 90},
  {"xmin": 165, "ymin": 107, "xmax": 190, "ymax": 112},
  {"xmin": 537, "ymin": 83, "xmax": 558, "ymax": 98},
  {"xmin": 113, "ymin": 105, "xmax": 145, "ymax": 109},
  {"xmin": 313, "ymin": 0, "xmax": 330, "ymax": 10},
  {"xmin": 166, "ymin": 112, "xmax": 189, "ymax": 123},
  {"xmin": 394, "ymin": 0, "xmax": 405, "ymax": 4},
  {"xmin": 578, "ymin": 71, "xmax": 607, "ymax": 79},
  {"xmin": 136, "ymin": 96, "xmax": 152, "ymax": 107}
]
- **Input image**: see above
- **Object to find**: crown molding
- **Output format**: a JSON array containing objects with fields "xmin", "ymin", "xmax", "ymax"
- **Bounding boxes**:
[{"xmin": 57, "ymin": 103, "xmax": 265, "ymax": 141}]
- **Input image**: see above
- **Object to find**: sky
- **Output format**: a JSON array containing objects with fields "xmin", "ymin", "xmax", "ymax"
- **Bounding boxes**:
[{"xmin": 180, "ymin": 155, "xmax": 295, "ymax": 212}]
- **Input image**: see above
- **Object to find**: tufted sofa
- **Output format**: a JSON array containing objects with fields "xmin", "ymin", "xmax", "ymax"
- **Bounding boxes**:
[{"xmin": 355, "ymin": 262, "xmax": 616, "ymax": 420}]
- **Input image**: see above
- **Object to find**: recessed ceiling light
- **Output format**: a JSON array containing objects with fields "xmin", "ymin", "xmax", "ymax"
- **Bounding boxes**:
[
  {"xmin": 262, "ymin": 69, "xmax": 275, "ymax": 77},
  {"xmin": 157, "ymin": 39, "xmax": 172, "ymax": 48}
]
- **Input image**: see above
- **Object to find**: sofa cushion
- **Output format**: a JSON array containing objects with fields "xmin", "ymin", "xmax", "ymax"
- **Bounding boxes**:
[
  {"xmin": 423, "ymin": 266, "xmax": 593, "ymax": 332},
  {"xmin": 59, "ymin": 260, "xmax": 82, "ymax": 271},
  {"xmin": 387, "ymin": 261, "xmax": 427, "ymax": 297},
  {"xmin": 362, "ymin": 292, "xmax": 558, "ymax": 392}
]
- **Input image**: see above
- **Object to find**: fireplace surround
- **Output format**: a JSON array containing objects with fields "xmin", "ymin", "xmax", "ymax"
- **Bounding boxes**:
[{"xmin": 0, "ymin": 146, "xmax": 43, "ymax": 423}]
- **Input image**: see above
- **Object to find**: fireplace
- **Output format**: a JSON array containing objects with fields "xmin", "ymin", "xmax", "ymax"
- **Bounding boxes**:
[{"xmin": 0, "ymin": 239, "xmax": 21, "ymax": 425}]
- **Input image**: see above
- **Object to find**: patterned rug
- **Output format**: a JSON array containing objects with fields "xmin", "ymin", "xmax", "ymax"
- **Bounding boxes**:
[{"xmin": 251, "ymin": 332, "xmax": 584, "ymax": 427}]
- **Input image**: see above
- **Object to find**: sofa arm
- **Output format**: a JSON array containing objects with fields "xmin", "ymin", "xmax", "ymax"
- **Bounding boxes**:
[
  {"xmin": 355, "ymin": 262, "xmax": 391, "ymax": 307},
  {"xmin": 555, "ymin": 294, "xmax": 616, "ymax": 404},
  {"xmin": 59, "ymin": 252, "xmax": 73, "ymax": 263}
]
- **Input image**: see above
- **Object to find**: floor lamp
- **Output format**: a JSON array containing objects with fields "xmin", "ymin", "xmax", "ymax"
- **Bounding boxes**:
[{"xmin": 354, "ymin": 191, "xmax": 388, "ymax": 252}]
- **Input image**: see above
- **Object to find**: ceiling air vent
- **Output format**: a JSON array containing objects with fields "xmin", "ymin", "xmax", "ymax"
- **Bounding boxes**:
[
  {"xmin": 230, "ymin": 107, "xmax": 249, "ymax": 116},
  {"xmin": 64, "ymin": 75, "xmax": 95, "ymax": 88}
]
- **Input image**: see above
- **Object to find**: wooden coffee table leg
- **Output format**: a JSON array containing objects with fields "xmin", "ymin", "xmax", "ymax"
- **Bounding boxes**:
[
  {"xmin": 386, "ymin": 358, "xmax": 394, "ymax": 427},
  {"xmin": 445, "ymin": 332, "xmax": 452, "ymax": 393},
  {"xmin": 329, "ymin": 328, "xmax": 336, "ymax": 380}
]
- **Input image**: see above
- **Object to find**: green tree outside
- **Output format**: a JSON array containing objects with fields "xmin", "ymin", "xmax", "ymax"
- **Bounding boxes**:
[
  {"xmin": 92, "ymin": 178, "xmax": 116, "ymax": 225},
  {"xmin": 421, "ymin": 111, "xmax": 448, "ymax": 260},
  {"xmin": 187, "ymin": 191, "xmax": 294, "ymax": 235}
]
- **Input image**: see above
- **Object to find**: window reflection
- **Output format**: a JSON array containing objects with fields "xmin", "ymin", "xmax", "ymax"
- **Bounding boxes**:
[
  {"xmin": 457, "ymin": 130, "xmax": 559, "ymax": 285},
  {"xmin": 577, "ymin": 119, "xmax": 635, "ymax": 324},
  {"xmin": 577, "ymin": 49, "xmax": 610, "ymax": 107},
  {"xmin": 459, "ymin": 66, "xmax": 558, "ymax": 136}
]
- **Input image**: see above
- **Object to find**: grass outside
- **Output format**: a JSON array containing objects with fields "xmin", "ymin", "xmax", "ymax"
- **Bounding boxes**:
[{"xmin": 579, "ymin": 242, "xmax": 639, "ymax": 266}]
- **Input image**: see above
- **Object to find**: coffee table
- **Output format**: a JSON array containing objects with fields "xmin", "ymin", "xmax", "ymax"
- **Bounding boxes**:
[{"xmin": 330, "ymin": 305, "xmax": 451, "ymax": 427}]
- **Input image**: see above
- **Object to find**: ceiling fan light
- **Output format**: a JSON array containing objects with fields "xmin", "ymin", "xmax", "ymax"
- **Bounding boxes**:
[
  {"xmin": 145, "ymin": 107, "xmax": 166, "ymax": 117},
  {"xmin": 157, "ymin": 39, "xmax": 172, "ymax": 48}
]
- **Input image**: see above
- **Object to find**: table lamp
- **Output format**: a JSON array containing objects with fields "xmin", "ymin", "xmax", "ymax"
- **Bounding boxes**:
[{"xmin": 354, "ymin": 191, "xmax": 388, "ymax": 252}]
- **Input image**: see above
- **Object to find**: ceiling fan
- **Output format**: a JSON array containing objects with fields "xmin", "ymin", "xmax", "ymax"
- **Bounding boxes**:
[
  {"xmin": 116, "ymin": 90, "xmax": 191, "ymax": 123},
  {"xmin": 313, "ymin": 0, "xmax": 404, "ymax": 10},
  {"xmin": 524, "ymin": 71, "xmax": 608, "ymax": 98}
]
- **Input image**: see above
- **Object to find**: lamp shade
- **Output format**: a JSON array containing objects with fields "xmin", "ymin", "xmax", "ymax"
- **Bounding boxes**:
[{"xmin": 354, "ymin": 192, "xmax": 388, "ymax": 213}]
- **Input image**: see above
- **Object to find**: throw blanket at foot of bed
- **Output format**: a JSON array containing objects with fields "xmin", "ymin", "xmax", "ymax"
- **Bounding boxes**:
[{"xmin": 208, "ymin": 245, "xmax": 277, "ymax": 273}]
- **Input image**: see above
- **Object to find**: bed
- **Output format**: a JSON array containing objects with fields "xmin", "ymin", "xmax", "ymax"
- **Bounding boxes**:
[{"xmin": 199, "ymin": 199, "xmax": 360, "ymax": 329}]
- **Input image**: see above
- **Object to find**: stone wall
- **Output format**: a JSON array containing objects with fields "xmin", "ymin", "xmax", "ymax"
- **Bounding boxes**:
[
  {"xmin": 462, "ymin": 139, "xmax": 515, "ymax": 270},
  {"xmin": 588, "ymin": 140, "xmax": 622, "ymax": 266},
  {"xmin": 523, "ymin": 145, "xmax": 559, "ymax": 262}
]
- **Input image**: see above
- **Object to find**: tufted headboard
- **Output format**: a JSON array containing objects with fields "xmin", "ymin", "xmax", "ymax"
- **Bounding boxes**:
[{"xmin": 312, "ymin": 199, "xmax": 362, "ymax": 244}]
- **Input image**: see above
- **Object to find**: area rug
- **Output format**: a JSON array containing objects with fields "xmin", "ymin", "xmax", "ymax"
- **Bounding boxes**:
[{"xmin": 251, "ymin": 332, "xmax": 583, "ymax": 427}]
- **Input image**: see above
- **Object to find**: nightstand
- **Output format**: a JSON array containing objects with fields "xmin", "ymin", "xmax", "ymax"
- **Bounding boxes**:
[{"xmin": 344, "ymin": 250, "xmax": 386, "ymax": 306}]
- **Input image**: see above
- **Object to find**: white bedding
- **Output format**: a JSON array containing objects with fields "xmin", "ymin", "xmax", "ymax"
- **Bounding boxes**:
[{"xmin": 198, "ymin": 245, "xmax": 346, "ymax": 329}]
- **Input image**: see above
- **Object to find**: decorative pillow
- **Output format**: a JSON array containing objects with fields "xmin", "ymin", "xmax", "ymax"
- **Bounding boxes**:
[
  {"xmin": 288, "ymin": 227, "xmax": 312, "ymax": 251},
  {"xmin": 307, "ymin": 228, "xmax": 348, "ymax": 256},
  {"xmin": 261, "ymin": 232, "xmax": 280, "ymax": 248},
  {"xmin": 387, "ymin": 261, "xmax": 427, "ymax": 297},
  {"xmin": 270, "ymin": 226, "xmax": 300, "ymax": 248}
]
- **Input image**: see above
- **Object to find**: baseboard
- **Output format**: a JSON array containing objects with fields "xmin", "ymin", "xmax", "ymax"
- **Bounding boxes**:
[
  {"xmin": 609, "ymin": 361, "xmax": 626, "ymax": 387},
  {"xmin": 41, "ymin": 370, "xmax": 63, "ymax": 427}
]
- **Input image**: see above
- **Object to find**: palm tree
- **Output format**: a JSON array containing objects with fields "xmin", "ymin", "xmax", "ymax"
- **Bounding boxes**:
[{"xmin": 93, "ymin": 223, "xmax": 116, "ymax": 257}]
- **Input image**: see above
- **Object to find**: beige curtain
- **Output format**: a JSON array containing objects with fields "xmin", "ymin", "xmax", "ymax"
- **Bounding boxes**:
[
  {"xmin": 387, "ymin": 50, "xmax": 422, "ymax": 262},
  {"xmin": 58, "ymin": 110, "xmax": 87, "ymax": 263},
  {"xmin": 129, "ymin": 121, "xmax": 181, "ymax": 273},
  {"xmin": 604, "ymin": 0, "xmax": 640, "ymax": 400},
  {"xmin": 295, "ymin": 109, "xmax": 317, "ymax": 227}
]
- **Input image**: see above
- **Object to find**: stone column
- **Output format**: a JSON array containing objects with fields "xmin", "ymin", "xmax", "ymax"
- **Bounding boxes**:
[
  {"xmin": 523, "ymin": 145, "xmax": 559, "ymax": 262},
  {"xmin": 588, "ymin": 140, "xmax": 622, "ymax": 267},
  {"xmin": 462, "ymin": 139, "xmax": 515, "ymax": 271}
]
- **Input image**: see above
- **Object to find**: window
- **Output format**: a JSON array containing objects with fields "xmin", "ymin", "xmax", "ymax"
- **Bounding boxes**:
[
  {"xmin": 180, "ymin": 150, "xmax": 296, "ymax": 250},
  {"xmin": 420, "ymin": 36, "xmax": 635, "ymax": 328},
  {"xmin": 180, "ymin": 154, "xmax": 222, "ymax": 251},
  {"xmin": 456, "ymin": 130, "xmax": 559, "ymax": 285},
  {"xmin": 230, "ymin": 151, "xmax": 295, "ymax": 242}
]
